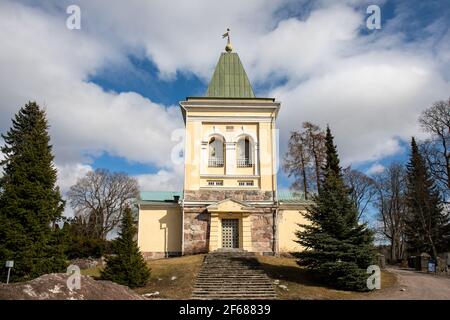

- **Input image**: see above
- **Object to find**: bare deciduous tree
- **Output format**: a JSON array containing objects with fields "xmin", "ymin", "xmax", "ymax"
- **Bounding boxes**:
[
  {"xmin": 283, "ymin": 122, "xmax": 326, "ymax": 199},
  {"xmin": 343, "ymin": 166, "xmax": 377, "ymax": 221},
  {"xmin": 284, "ymin": 131, "xmax": 312, "ymax": 199},
  {"xmin": 67, "ymin": 169, "xmax": 139, "ymax": 240},
  {"xmin": 374, "ymin": 163, "xmax": 407, "ymax": 262},
  {"xmin": 419, "ymin": 98, "xmax": 450, "ymax": 202},
  {"xmin": 302, "ymin": 122, "xmax": 326, "ymax": 191}
]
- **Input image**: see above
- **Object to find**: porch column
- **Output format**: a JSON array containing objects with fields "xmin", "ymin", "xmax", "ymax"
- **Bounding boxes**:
[
  {"xmin": 209, "ymin": 213, "xmax": 219, "ymax": 251},
  {"xmin": 242, "ymin": 215, "xmax": 252, "ymax": 251}
]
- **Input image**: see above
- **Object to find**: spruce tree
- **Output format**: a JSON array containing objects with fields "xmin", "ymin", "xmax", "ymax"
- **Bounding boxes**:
[
  {"xmin": 0, "ymin": 101, "xmax": 66, "ymax": 282},
  {"xmin": 101, "ymin": 206, "xmax": 150, "ymax": 288},
  {"xmin": 295, "ymin": 126, "xmax": 376, "ymax": 291},
  {"xmin": 404, "ymin": 137, "xmax": 450, "ymax": 259}
]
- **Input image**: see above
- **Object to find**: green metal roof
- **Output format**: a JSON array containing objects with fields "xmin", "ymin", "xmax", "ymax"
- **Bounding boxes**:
[
  {"xmin": 139, "ymin": 191, "xmax": 182, "ymax": 202},
  {"xmin": 277, "ymin": 190, "xmax": 307, "ymax": 203},
  {"xmin": 139, "ymin": 191, "xmax": 307, "ymax": 204},
  {"xmin": 206, "ymin": 52, "xmax": 255, "ymax": 98}
]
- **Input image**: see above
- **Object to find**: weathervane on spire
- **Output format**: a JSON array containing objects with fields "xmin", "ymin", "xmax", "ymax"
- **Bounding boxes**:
[{"xmin": 222, "ymin": 28, "xmax": 232, "ymax": 53}]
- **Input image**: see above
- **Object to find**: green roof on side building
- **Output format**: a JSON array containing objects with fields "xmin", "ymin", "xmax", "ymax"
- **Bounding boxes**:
[
  {"xmin": 277, "ymin": 190, "xmax": 308, "ymax": 203},
  {"xmin": 139, "ymin": 191, "xmax": 182, "ymax": 203},
  {"xmin": 138, "ymin": 190, "xmax": 308, "ymax": 205},
  {"xmin": 205, "ymin": 52, "xmax": 255, "ymax": 98}
]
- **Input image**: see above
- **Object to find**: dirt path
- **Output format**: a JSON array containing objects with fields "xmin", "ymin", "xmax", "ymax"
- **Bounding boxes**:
[{"xmin": 368, "ymin": 267, "xmax": 450, "ymax": 300}]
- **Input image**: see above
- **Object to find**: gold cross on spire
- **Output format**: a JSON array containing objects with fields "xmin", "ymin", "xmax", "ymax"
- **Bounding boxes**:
[{"xmin": 222, "ymin": 28, "xmax": 233, "ymax": 53}]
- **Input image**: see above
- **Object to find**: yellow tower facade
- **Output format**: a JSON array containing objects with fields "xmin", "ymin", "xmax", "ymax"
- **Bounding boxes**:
[{"xmin": 179, "ymin": 50, "xmax": 281, "ymax": 254}]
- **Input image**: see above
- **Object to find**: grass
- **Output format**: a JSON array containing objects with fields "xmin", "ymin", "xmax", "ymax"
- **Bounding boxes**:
[
  {"xmin": 80, "ymin": 266, "xmax": 102, "ymax": 278},
  {"xmin": 134, "ymin": 254, "xmax": 205, "ymax": 299},
  {"xmin": 81, "ymin": 254, "xmax": 205, "ymax": 299},
  {"xmin": 257, "ymin": 255, "xmax": 397, "ymax": 299}
]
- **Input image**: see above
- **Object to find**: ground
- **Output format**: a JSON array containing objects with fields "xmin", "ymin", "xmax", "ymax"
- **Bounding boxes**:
[
  {"xmin": 82, "ymin": 254, "xmax": 205, "ymax": 299},
  {"xmin": 82, "ymin": 254, "xmax": 396, "ymax": 299},
  {"xmin": 134, "ymin": 254, "xmax": 205, "ymax": 299},
  {"xmin": 366, "ymin": 267, "xmax": 450, "ymax": 300},
  {"xmin": 257, "ymin": 256, "xmax": 397, "ymax": 299},
  {"xmin": 77, "ymin": 255, "xmax": 450, "ymax": 300}
]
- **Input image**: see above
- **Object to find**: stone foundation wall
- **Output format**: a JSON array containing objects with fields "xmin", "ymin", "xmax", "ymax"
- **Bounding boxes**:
[
  {"xmin": 184, "ymin": 190, "xmax": 274, "ymax": 202},
  {"xmin": 251, "ymin": 210, "xmax": 275, "ymax": 253},
  {"xmin": 183, "ymin": 207, "xmax": 210, "ymax": 254},
  {"xmin": 142, "ymin": 252, "xmax": 182, "ymax": 260}
]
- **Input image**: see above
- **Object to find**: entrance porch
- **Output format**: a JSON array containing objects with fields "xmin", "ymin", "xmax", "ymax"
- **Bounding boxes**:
[{"xmin": 207, "ymin": 199, "xmax": 253, "ymax": 251}]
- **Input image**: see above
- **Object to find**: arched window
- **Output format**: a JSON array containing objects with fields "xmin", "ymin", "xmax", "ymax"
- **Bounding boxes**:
[
  {"xmin": 208, "ymin": 136, "xmax": 224, "ymax": 167},
  {"xmin": 236, "ymin": 137, "xmax": 253, "ymax": 167}
]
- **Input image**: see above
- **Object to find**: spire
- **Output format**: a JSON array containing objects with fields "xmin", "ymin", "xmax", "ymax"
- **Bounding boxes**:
[{"xmin": 205, "ymin": 29, "xmax": 255, "ymax": 98}]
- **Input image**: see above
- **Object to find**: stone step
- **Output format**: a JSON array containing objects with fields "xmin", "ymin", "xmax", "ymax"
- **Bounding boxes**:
[
  {"xmin": 197, "ymin": 274, "xmax": 267, "ymax": 277},
  {"xmin": 193, "ymin": 279, "xmax": 271, "ymax": 286},
  {"xmin": 191, "ymin": 250, "xmax": 276, "ymax": 300},
  {"xmin": 193, "ymin": 292, "xmax": 277, "ymax": 296},
  {"xmin": 193, "ymin": 295, "xmax": 276, "ymax": 300},
  {"xmin": 196, "ymin": 275, "xmax": 269, "ymax": 278},
  {"xmin": 193, "ymin": 288, "xmax": 275, "ymax": 292},
  {"xmin": 194, "ymin": 284, "xmax": 272, "ymax": 287}
]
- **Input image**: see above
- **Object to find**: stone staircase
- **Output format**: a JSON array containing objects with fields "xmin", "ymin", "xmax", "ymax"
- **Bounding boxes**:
[{"xmin": 191, "ymin": 250, "xmax": 277, "ymax": 299}]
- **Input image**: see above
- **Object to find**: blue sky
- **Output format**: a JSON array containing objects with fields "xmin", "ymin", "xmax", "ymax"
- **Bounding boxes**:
[
  {"xmin": 85, "ymin": 0, "xmax": 449, "ymax": 190},
  {"xmin": 0, "ymin": 0, "xmax": 449, "ymax": 203}
]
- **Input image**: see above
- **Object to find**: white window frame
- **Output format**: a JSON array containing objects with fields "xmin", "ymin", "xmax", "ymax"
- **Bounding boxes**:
[
  {"xmin": 207, "ymin": 180, "xmax": 224, "ymax": 186},
  {"xmin": 238, "ymin": 180, "xmax": 254, "ymax": 187}
]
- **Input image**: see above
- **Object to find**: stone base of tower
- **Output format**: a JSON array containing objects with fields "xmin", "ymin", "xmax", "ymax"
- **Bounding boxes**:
[
  {"xmin": 182, "ymin": 207, "xmax": 210, "ymax": 254},
  {"xmin": 181, "ymin": 204, "xmax": 276, "ymax": 255},
  {"xmin": 183, "ymin": 190, "xmax": 275, "ymax": 202}
]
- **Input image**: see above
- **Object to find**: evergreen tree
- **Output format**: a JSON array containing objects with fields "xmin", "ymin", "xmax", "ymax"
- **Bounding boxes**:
[
  {"xmin": 404, "ymin": 137, "xmax": 450, "ymax": 259},
  {"xmin": 0, "ymin": 101, "xmax": 66, "ymax": 282},
  {"xmin": 295, "ymin": 126, "xmax": 376, "ymax": 291},
  {"xmin": 63, "ymin": 216, "xmax": 111, "ymax": 259},
  {"xmin": 101, "ymin": 206, "xmax": 150, "ymax": 288}
]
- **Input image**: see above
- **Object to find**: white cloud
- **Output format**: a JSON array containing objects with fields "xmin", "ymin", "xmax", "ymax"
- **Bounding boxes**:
[
  {"xmin": 56, "ymin": 163, "xmax": 93, "ymax": 194},
  {"xmin": 56, "ymin": 162, "xmax": 93, "ymax": 218},
  {"xmin": 136, "ymin": 170, "xmax": 183, "ymax": 192},
  {"xmin": 77, "ymin": 0, "xmax": 285, "ymax": 80},
  {"xmin": 0, "ymin": 1, "xmax": 184, "ymax": 191},
  {"xmin": 0, "ymin": 0, "xmax": 449, "ymax": 194},
  {"xmin": 248, "ymin": 5, "xmax": 362, "ymax": 82},
  {"xmin": 366, "ymin": 163, "xmax": 385, "ymax": 175}
]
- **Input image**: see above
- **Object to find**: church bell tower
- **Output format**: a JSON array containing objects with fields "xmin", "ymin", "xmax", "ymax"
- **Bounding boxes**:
[{"xmin": 179, "ymin": 30, "xmax": 281, "ymax": 254}]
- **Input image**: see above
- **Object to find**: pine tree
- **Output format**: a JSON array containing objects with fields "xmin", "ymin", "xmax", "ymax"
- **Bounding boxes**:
[
  {"xmin": 404, "ymin": 137, "xmax": 450, "ymax": 259},
  {"xmin": 101, "ymin": 206, "xmax": 150, "ymax": 288},
  {"xmin": 0, "ymin": 101, "xmax": 66, "ymax": 282},
  {"xmin": 294, "ymin": 126, "xmax": 376, "ymax": 291}
]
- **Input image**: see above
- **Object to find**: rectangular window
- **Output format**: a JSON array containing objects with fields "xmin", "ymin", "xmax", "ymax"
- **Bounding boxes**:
[
  {"xmin": 238, "ymin": 180, "xmax": 254, "ymax": 186},
  {"xmin": 207, "ymin": 180, "xmax": 223, "ymax": 186},
  {"xmin": 226, "ymin": 126, "xmax": 234, "ymax": 132}
]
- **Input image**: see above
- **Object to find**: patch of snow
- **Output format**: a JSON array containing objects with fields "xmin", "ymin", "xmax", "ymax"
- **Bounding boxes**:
[
  {"xmin": 170, "ymin": 276, "xmax": 177, "ymax": 281},
  {"xmin": 23, "ymin": 285, "xmax": 37, "ymax": 297},
  {"xmin": 143, "ymin": 291, "xmax": 160, "ymax": 297},
  {"xmin": 48, "ymin": 284, "xmax": 63, "ymax": 294}
]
